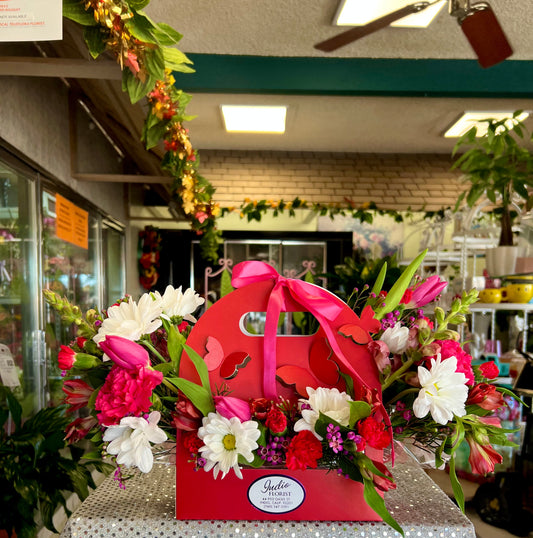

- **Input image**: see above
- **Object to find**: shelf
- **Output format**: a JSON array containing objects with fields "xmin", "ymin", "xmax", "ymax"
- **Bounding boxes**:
[{"xmin": 470, "ymin": 302, "xmax": 533, "ymax": 312}]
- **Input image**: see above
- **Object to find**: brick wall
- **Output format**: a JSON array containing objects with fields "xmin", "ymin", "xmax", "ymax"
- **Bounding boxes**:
[{"xmin": 200, "ymin": 150, "xmax": 465, "ymax": 211}]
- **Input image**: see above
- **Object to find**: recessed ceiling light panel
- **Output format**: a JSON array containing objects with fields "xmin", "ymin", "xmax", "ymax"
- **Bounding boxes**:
[
  {"xmin": 334, "ymin": 0, "xmax": 446, "ymax": 28},
  {"xmin": 221, "ymin": 105, "xmax": 287, "ymax": 133},
  {"xmin": 444, "ymin": 111, "xmax": 530, "ymax": 138}
]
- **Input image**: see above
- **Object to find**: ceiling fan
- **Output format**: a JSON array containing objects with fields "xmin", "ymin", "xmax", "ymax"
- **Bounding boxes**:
[{"xmin": 314, "ymin": 0, "xmax": 513, "ymax": 68}]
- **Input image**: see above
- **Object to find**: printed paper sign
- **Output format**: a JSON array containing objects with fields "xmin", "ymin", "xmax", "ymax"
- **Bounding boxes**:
[
  {"xmin": 0, "ymin": 344, "xmax": 20, "ymax": 388},
  {"xmin": 0, "ymin": 0, "xmax": 62, "ymax": 42},
  {"xmin": 247, "ymin": 475, "xmax": 306, "ymax": 514},
  {"xmin": 55, "ymin": 193, "xmax": 89, "ymax": 250}
]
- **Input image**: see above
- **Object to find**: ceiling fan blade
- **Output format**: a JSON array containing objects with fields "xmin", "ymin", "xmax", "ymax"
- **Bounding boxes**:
[{"xmin": 314, "ymin": 1, "xmax": 432, "ymax": 52}]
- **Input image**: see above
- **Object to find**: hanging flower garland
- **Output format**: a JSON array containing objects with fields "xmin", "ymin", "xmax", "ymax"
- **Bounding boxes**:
[{"xmin": 64, "ymin": 0, "xmax": 446, "ymax": 264}]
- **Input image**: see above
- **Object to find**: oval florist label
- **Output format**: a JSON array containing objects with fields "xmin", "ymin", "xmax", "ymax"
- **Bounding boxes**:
[{"xmin": 247, "ymin": 475, "xmax": 306, "ymax": 514}]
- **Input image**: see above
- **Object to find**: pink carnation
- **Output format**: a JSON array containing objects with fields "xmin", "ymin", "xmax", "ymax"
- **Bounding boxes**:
[
  {"xmin": 433, "ymin": 340, "xmax": 475, "ymax": 386},
  {"xmin": 95, "ymin": 364, "xmax": 163, "ymax": 426}
]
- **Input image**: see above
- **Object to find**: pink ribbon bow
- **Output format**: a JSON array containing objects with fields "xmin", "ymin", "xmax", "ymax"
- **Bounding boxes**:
[{"xmin": 231, "ymin": 260, "xmax": 369, "ymax": 400}]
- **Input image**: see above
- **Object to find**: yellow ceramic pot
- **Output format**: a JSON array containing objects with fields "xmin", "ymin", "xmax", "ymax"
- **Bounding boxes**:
[
  {"xmin": 505, "ymin": 283, "xmax": 533, "ymax": 303},
  {"xmin": 479, "ymin": 288, "xmax": 503, "ymax": 303}
]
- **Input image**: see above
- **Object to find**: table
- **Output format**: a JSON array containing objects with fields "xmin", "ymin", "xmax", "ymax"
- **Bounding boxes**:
[{"xmin": 60, "ymin": 452, "xmax": 475, "ymax": 538}]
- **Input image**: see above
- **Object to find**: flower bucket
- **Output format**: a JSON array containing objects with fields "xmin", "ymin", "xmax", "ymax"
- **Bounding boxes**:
[{"xmin": 176, "ymin": 262, "xmax": 387, "ymax": 521}]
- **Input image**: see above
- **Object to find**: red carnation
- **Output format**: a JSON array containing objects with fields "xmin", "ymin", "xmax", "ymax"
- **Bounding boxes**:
[
  {"xmin": 265, "ymin": 406, "xmax": 287, "ymax": 434},
  {"xmin": 358, "ymin": 416, "xmax": 390, "ymax": 449},
  {"xmin": 479, "ymin": 361, "xmax": 500, "ymax": 380},
  {"xmin": 182, "ymin": 430, "xmax": 204, "ymax": 455},
  {"xmin": 286, "ymin": 431, "xmax": 323, "ymax": 470}
]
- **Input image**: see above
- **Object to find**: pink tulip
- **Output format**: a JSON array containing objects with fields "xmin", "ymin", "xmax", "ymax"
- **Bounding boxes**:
[
  {"xmin": 409, "ymin": 275, "xmax": 447, "ymax": 307},
  {"xmin": 58, "ymin": 345, "xmax": 76, "ymax": 370},
  {"xmin": 99, "ymin": 335, "xmax": 150, "ymax": 369},
  {"xmin": 62, "ymin": 379, "xmax": 94, "ymax": 413},
  {"xmin": 214, "ymin": 395, "xmax": 252, "ymax": 421}
]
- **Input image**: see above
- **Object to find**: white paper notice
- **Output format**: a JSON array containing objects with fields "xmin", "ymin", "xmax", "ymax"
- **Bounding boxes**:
[
  {"xmin": 0, "ymin": 343, "xmax": 20, "ymax": 388},
  {"xmin": 0, "ymin": 0, "xmax": 63, "ymax": 42}
]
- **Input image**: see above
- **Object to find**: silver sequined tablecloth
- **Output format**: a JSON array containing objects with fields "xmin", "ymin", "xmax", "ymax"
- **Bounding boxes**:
[{"xmin": 61, "ymin": 453, "xmax": 475, "ymax": 538}]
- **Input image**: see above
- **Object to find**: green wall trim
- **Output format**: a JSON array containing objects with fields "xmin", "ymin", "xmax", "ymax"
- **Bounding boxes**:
[{"xmin": 173, "ymin": 54, "xmax": 533, "ymax": 98}]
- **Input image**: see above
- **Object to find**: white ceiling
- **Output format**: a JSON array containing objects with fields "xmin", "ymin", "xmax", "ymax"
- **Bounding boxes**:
[{"xmin": 143, "ymin": 0, "xmax": 533, "ymax": 154}]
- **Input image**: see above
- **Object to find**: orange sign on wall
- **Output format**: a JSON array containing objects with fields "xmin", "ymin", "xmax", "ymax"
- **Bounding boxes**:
[{"xmin": 55, "ymin": 194, "xmax": 89, "ymax": 250}]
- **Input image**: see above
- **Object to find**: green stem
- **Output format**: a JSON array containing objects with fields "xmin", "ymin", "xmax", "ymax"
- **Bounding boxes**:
[
  {"xmin": 385, "ymin": 387, "xmax": 419, "ymax": 407},
  {"xmin": 141, "ymin": 340, "xmax": 167, "ymax": 363},
  {"xmin": 381, "ymin": 357, "xmax": 415, "ymax": 391},
  {"xmin": 161, "ymin": 376, "xmax": 180, "ymax": 395}
]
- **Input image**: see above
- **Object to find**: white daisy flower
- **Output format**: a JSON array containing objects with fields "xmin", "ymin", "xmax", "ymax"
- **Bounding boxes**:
[
  {"xmin": 380, "ymin": 324, "xmax": 410, "ymax": 355},
  {"xmin": 154, "ymin": 285, "xmax": 205, "ymax": 322},
  {"xmin": 294, "ymin": 387, "xmax": 353, "ymax": 439},
  {"xmin": 93, "ymin": 293, "xmax": 163, "ymax": 344},
  {"xmin": 103, "ymin": 411, "xmax": 168, "ymax": 473},
  {"xmin": 197, "ymin": 412, "xmax": 260, "ymax": 479},
  {"xmin": 413, "ymin": 355, "xmax": 468, "ymax": 426}
]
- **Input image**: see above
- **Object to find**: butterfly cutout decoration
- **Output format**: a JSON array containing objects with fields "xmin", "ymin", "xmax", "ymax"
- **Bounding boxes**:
[
  {"xmin": 203, "ymin": 336, "xmax": 251, "ymax": 380},
  {"xmin": 339, "ymin": 305, "xmax": 381, "ymax": 344}
]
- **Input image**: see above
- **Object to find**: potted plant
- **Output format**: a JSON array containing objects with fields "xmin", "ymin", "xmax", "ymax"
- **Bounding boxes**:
[
  {"xmin": 452, "ymin": 111, "xmax": 533, "ymax": 275},
  {"xmin": 0, "ymin": 385, "xmax": 111, "ymax": 538}
]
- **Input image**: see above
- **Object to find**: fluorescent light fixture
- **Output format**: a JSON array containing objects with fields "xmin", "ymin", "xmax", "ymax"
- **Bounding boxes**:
[
  {"xmin": 444, "ymin": 111, "xmax": 530, "ymax": 138},
  {"xmin": 221, "ymin": 105, "xmax": 287, "ymax": 133},
  {"xmin": 335, "ymin": 0, "xmax": 446, "ymax": 28}
]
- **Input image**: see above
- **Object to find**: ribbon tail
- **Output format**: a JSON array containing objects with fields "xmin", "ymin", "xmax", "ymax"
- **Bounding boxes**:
[{"xmin": 263, "ymin": 289, "xmax": 283, "ymax": 401}]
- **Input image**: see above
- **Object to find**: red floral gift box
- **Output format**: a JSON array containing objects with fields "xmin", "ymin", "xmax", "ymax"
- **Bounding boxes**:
[{"xmin": 175, "ymin": 261, "xmax": 398, "ymax": 529}]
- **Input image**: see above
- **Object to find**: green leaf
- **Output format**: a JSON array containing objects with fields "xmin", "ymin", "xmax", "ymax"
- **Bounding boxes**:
[
  {"xmin": 144, "ymin": 47, "xmax": 166, "ymax": 82},
  {"xmin": 122, "ymin": 69, "xmax": 155, "ymax": 104},
  {"xmin": 128, "ymin": 0, "xmax": 150, "ymax": 8},
  {"xmin": 142, "ymin": 120, "xmax": 169, "ymax": 149},
  {"xmin": 162, "ymin": 47, "xmax": 195, "ymax": 73},
  {"xmin": 83, "ymin": 26, "xmax": 107, "ymax": 59},
  {"xmin": 348, "ymin": 401, "xmax": 372, "ymax": 428},
  {"xmin": 73, "ymin": 353, "xmax": 101, "ymax": 369},
  {"xmin": 124, "ymin": 12, "xmax": 158, "ymax": 44},
  {"xmin": 153, "ymin": 22, "xmax": 183, "ymax": 46},
  {"xmin": 363, "ymin": 478, "xmax": 404, "ymax": 536},
  {"xmin": 63, "ymin": 0, "xmax": 98, "ymax": 26},
  {"xmin": 370, "ymin": 261, "xmax": 387, "ymax": 297},
  {"xmin": 220, "ymin": 268, "xmax": 234, "ymax": 298},
  {"xmin": 448, "ymin": 455, "xmax": 465, "ymax": 512},
  {"xmin": 167, "ymin": 323, "xmax": 185, "ymax": 371},
  {"xmin": 374, "ymin": 250, "xmax": 427, "ymax": 319},
  {"xmin": 171, "ymin": 377, "xmax": 214, "ymax": 416},
  {"xmin": 183, "ymin": 344, "xmax": 211, "ymax": 393}
]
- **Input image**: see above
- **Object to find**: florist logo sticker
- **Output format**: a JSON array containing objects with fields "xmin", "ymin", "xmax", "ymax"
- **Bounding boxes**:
[{"xmin": 247, "ymin": 475, "xmax": 306, "ymax": 514}]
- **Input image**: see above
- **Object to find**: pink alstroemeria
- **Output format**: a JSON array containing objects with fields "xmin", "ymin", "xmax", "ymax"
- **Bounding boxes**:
[
  {"xmin": 62, "ymin": 379, "xmax": 94, "ymax": 413},
  {"xmin": 466, "ymin": 383, "xmax": 505, "ymax": 411},
  {"xmin": 409, "ymin": 275, "xmax": 447, "ymax": 308},
  {"xmin": 466, "ymin": 416, "xmax": 503, "ymax": 475},
  {"xmin": 99, "ymin": 335, "xmax": 150, "ymax": 370},
  {"xmin": 124, "ymin": 50, "xmax": 140, "ymax": 74},
  {"xmin": 64, "ymin": 416, "xmax": 98, "ymax": 444},
  {"xmin": 214, "ymin": 395, "xmax": 252, "ymax": 422}
]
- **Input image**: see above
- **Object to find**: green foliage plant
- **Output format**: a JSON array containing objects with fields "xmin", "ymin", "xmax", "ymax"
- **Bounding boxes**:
[
  {"xmin": 0, "ymin": 386, "xmax": 111, "ymax": 538},
  {"xmin": 452, "ymin": 112, "xmax": 533, "ymax": 246}
]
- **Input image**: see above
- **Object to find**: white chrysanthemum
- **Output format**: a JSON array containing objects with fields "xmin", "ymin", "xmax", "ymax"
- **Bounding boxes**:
[
  {"xmin": 380, "ymin": 324, "xmax": 410, "ymax": 355},
  {"xmin": 93, "ymin": 294, "xmax": 163, "ymax": 344},
  {"xmin": 103, "ymin": 411, "xmax": 168, "ymax": 473},
  {"xmin": 293, "ymin": 387, "xmax": 353, "ymax": 439},
  {"xmin": 198, "ymin": 412, "xmax": 260, "ymax": 479},
  {"xmin": 413, "ymin": 355, "xmax": 468, "ymax": 426},
  {"xmin": 154, "ymin": 285, "xmax": 205, "ymax": 322}
]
